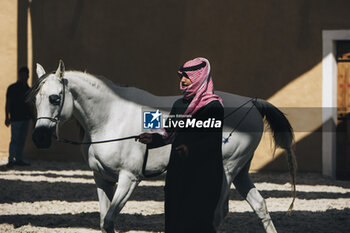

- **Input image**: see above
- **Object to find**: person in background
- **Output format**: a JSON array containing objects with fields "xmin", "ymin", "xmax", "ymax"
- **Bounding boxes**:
[
  {"xmin": 138, "ymin": 57, "xmax": 224, "ymax": 233},
  {"xmin": 5, "ymin": 66, "xmax": 32, "ymax": 168}
]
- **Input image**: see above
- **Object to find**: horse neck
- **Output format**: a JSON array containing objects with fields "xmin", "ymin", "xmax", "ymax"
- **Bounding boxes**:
[{"xmin": 65, "ymin": 71, "xmax": 122, "ymax": 133}]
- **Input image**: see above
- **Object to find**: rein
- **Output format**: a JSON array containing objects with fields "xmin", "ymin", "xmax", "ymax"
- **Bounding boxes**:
[
  {"xmin": 56, "ymin": 135, "xmax": 140, "ymax": 145},
  {"xmin": 222, "ymin": 97, "xmax": 257, "ymax": 144}
]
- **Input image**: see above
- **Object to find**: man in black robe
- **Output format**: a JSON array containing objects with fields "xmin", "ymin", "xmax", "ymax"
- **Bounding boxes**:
[{"xmin": 138, "ymin": 57, "xmax": 224, "ymax": 233}]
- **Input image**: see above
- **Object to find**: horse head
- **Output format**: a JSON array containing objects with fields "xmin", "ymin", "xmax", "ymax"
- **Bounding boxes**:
[{"xmin": 30, "ymin": 60, "xmax": 74, "ymax": 148}]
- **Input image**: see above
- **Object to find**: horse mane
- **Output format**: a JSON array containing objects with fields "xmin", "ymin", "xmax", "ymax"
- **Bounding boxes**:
[
  {"xmin": 88, "ymin": 72, "xmax": 179, "ymax": 107},
  {"xmin": 95, "ymin": 74, "xmax": 130, "ymax": 88},
  {"xmin": 25, "ymin": 73, "xmax": 52, "ymax": 102},
  {"xmin": 26, "ymin": 69, "xmax": 178, "ymax": 108},
  {"xmin": 25, "ymin": 69, "xmax": 135, "ymax": 103}
]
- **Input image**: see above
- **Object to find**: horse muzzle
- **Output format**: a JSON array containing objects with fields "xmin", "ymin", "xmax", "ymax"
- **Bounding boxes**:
[{"xmin": 32, "ymin": 126, "xmax": 54, "ymax": 148}]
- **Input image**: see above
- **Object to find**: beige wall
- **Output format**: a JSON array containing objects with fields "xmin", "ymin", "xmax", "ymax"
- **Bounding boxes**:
[
  {"xmin": 2, "ymin": 0, "xmax": 350, "ymax": 171},
  {"xmin": 0, "ymin": 0, "xmax": 17, "ymax": 156}
]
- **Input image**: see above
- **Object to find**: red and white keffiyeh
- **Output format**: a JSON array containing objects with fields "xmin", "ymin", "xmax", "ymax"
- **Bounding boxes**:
[
  {"xmin": 178, "ymin": 57, "xmax": 223, "ymax": 116},
  {"xmin": 159, "ymin": 58, "xmax": 223, "ymax": 141}
]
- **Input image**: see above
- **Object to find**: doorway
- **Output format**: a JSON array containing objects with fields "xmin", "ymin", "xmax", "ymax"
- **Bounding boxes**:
[{"xmin": 336, "ymin": 40, "xmax": 350, "ymax": 180}]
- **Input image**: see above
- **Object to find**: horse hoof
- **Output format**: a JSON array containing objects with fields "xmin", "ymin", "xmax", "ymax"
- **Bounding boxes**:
[
  {"xmin": 102, "ymin": 219, "xmax": 115, "ymax": 233},
  {"xmin": 101, "ymin": 227, "xmax": 115, "ymax": 233}
]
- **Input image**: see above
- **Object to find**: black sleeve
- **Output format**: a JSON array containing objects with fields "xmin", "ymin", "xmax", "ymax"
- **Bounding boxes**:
[
  {"xmin": 146, "ymin": 98, "xmax": 182, "ymax": 149},
  {"xmin": 147, "ymin": 133, "xmax": 167, "ymax": 149}
]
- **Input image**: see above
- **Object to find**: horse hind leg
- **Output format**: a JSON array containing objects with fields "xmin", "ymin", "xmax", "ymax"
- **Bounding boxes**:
[
  {"xmin": 233, "ymin": 162, "xmax": 277, "ymax": 233},
  {"xmin": 102, "ymin": 170, "xmax": 139, "ymax": 233},
  {"xmin": 246, "ymin": 188, "xmax": 277, "ymax": 233},
  {"xmin": 215, "ymin": 144, "xmax": 259, "ymax": 229}
]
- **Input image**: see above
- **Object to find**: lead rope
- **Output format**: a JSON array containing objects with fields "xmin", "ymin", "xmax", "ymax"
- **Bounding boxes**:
[
  {"xmin": 55, "ymin": 135, "xmax": 140, "ymax": 145},
  {"xmin": 222, "ymin": 97, "xmax": 257, "ymax": 144},
  {"xmin": 142, "ymin": 145, "xmax": 169, "ymax": 178},
  {"xmin": 54, "ymin": 97, "xmax": 257, "ymax": 178},
  {"xmin": 141, "ymin": 97, "xmax": 258, "ymax": 177},
  {"xmin": 56, "ymin": 135, "xmax": 162, "ymax": 178}
]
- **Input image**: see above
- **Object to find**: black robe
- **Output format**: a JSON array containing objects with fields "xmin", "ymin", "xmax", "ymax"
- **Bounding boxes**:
[{"xmin": 149, "ymin": 98, "xmax": 224, "ymax": 233}]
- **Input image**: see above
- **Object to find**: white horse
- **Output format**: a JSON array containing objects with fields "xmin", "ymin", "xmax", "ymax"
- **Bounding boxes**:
[{"xmin": 28, "ymin": 60, "xmax": 296, "ymax": 233}]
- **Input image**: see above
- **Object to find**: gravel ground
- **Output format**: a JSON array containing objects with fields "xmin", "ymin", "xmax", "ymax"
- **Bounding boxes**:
[{"xmin": 0, "ymin": 157, "xmax": 349, "ymax": 233}]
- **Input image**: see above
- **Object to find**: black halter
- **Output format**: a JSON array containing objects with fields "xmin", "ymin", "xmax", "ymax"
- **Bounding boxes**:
[{"xmin": 36, "ymin": 74, "xmax": 66, "ymax": 124}]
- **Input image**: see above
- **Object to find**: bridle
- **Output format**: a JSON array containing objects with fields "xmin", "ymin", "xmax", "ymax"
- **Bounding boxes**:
[
  {"xmin": 33, "ymin": 73, "xmax": 140, "ymax": 143},
  {"xmin": 36, "ymin": 74, "xmax": 66, "ymax": 139}
]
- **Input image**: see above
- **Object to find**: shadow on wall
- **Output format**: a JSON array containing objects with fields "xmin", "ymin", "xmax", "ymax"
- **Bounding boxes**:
[{"xmin": 261, "ymin": 126, "xmax": 323, "ymax": 172}]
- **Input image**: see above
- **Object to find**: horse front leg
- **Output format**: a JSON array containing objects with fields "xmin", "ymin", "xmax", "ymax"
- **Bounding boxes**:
[
  {"xmin": 94, "ymin": 173, "xmax": 116, "ymax": 233},
  {"xmin": 102, "ymin": 169, "xmax": 139, "ymax": 233}
]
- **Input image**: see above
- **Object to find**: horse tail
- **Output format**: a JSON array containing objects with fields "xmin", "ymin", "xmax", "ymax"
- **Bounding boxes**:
[{"xmin": 253, "ymin": 98, "xmax": 297, "ymax": 214}]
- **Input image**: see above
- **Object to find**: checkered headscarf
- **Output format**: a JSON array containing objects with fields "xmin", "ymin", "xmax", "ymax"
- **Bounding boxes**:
[{"xmin": 178, "ymin": 57, "xmax": 223, "ymax": 116}]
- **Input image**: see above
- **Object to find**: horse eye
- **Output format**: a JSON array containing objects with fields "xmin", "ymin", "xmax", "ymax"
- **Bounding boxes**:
[{"xmin": 49, "ymin": 94, "xmax": 61, "ymax": 105}]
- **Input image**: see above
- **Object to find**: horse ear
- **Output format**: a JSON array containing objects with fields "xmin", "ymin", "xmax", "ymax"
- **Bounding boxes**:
[
  {"xmin": 55, "ymin": 59, "xmax": 65, "ymax": 80},
  {"xmin": 36, "ymin": 63, "xmax": 46, "ymax": 78}
]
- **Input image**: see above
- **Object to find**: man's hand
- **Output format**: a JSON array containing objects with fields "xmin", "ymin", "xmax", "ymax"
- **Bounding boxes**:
[
  {"xmin": 137, "ymin": 133, "xmax": 153, "ymax": 144},
  {"xmin": 175, "ymin": 144, "xmax": 189, "ymax": 158},
  {"xmin": 5, "ymin": 118, "xmax": 10, "ymax": 127}
]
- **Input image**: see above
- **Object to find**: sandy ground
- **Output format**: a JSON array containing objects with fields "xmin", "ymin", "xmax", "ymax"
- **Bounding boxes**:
[{"xmin": 0, "ymin": 157, "xmax": 350, "ymax": 233}]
